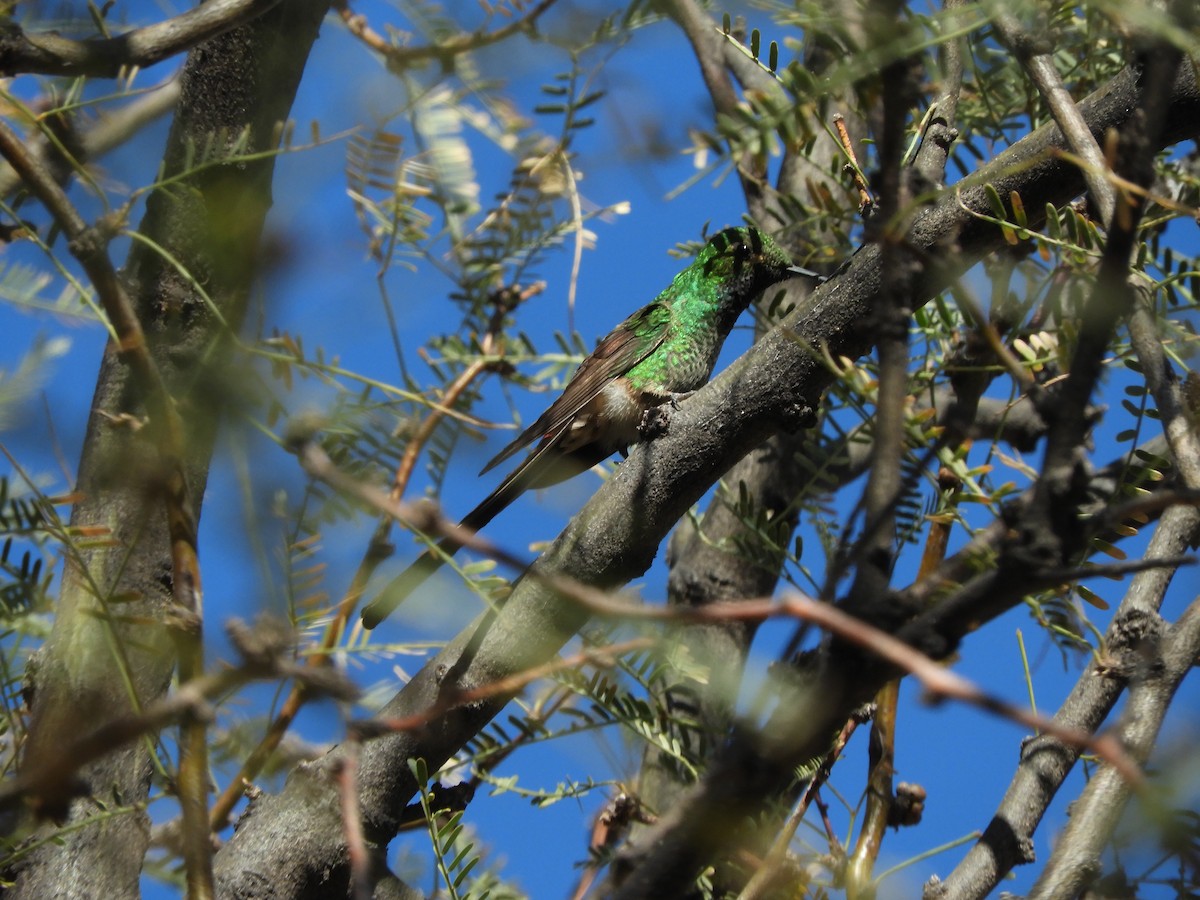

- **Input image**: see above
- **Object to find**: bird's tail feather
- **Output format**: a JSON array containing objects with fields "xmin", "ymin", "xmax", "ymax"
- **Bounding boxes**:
[
  {"xmin": 359, "ymin": 464, "xmax": 535, "ymax": 629},
  {"xmin": 360, "ymin": 441, "xmax": 611, "ymax": 628}
]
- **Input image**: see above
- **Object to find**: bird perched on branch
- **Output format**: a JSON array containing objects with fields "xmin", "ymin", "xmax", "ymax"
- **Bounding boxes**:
[{"xmin": 361, "ymin": 226, "xmax": 805, "ymax": 628}]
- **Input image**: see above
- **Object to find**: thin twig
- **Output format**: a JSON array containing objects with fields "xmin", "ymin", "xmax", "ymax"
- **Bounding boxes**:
[
  {"xmin": 571, "ymin": 590, "xmax": 1146, "ymax": 788},
  {"xmin": 293, "ymin": 439, "xmax": 532, "ymax": 575},
  {"xmin": 333, "ymin": 0, "xmax": 559, "ymax": 65},
  {"xmin": 361, "ymin": 638, "xmax": 655, "ymax": 739},
  {"xmin": 0, "ymin": 616, "xmax": 349, "ymax": 813},
  {"xmin": 738, "ymin": 712, "xmax": 868, "ymax": 900},
  {"xmin": 209, "ymin": 309, "xmax": 512, "ymax": 829},
  {"xmin": 842, "ymin": 14, "xmax": 919, "ymax": 893},
  {"xmin": 0, "ymin": 76, "xmax": 180, "ymax": 197},
  {"xmin": 851, "ymin": 507, "xmax": 954, "ymax": 892},
  {"xmin": 833, "ymin": 113, "xmax": 873, "ymax": 211},
  {"xmin": 333, "ymin": 749, "xmax": 372, "ymax": 900}
]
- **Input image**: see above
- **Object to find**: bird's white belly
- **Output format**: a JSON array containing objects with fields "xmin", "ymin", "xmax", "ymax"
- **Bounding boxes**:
[{"xmin": 560, "ymin": 381, "xmax": 645, "ymax": 454}]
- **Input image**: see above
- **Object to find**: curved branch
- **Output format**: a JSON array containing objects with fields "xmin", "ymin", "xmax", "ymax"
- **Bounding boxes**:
[
  {"xmin": 0, "ymin": 0, "xmax": 281, "ymax": 77},
  {"xmin": 335, "ymin": 0, "xmax": 559, "ymax": 66}
]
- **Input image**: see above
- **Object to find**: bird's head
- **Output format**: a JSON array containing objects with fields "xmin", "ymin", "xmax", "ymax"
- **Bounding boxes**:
[{"xmin": 698, "ymin": 226, "xmax": 804, "ymax": 309}]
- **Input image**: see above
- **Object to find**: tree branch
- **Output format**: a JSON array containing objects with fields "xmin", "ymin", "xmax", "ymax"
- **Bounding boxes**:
[
  {"xmin": 929, "ymin": 500, "xmax": 1200, "ymax": 898},
  {"xmin": 334, "ymin": 0, "xmax": 559, "ymax": 66},
  {"xmin": 0, "ymin": 0, "xmax": 282, "ymax": 77},
  {"xmin": 629, "ymin": 4, "xmax": 868, "ymax": 892},
  {"xmin": 1027, "ymin": 593, "xmax": 1200, "ymax": 898},
  {"xmin": 666, "ymin": 0, "xmax": 768, "ymax": 219},
  {"xmin": 990, "ymin": 4, "xmax": 1116, "ymax": 222}
]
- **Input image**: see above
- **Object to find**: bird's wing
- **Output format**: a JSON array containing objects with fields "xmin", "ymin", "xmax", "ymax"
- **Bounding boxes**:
[{"xmin": 479, "ymin": 298, "xmax": 674, "ymax": 476}]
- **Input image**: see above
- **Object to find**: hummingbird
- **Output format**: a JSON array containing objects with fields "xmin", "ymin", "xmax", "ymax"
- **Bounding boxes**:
[{"xmin": 361, "ymin": 226, "xmax": 804, "ymax": 628}]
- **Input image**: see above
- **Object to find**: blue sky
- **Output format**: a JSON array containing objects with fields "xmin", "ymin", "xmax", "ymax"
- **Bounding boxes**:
[{"xmin": 0, "ymin": 2, "xmax": 1197, "ymax": 898}]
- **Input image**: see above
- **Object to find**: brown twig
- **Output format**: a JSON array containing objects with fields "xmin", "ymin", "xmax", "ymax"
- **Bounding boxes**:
[
  {"xmin": 666, "ymin": 0, "xmax": 768, "ymax": 218},
  {"xmin": 572, "ymin": 792, "xmax": 653, "ymax": 900},
  {"xmin": 833, "ymin": 113, "xmax": 873, "ymax": 211},
  {"xmin": 738, "ymin": 710, "xmax": 869, "ymax": 900},
  {"xmin": 362, "ymin": 638, "xmax": 655, "ymax": 739},
  {"xmin": 209, "ymin": 308, "xmax": 514, "ymax": 830},
  {"xmin": 303, "ymin": 427, "xmax": 1167, "ymax": 795},
  {"xmin": 841, "ymin": 10, "xmax": 919, "ymax": 893},
  {"xmin": 207, "ymin": 504, "xmax": 392, "ymax": 832},
  {"xmin": 812, "ymin": 789, "xmax": 844, "ymax": 865},
  {"xmin": 849, "ymin": 504, "xmax": 954, "ymax": 893},
  {"xmin": 568, "ymin": 591, "xmax": 1146, "ymax": 788},
  {"xmin": 0, "ymin": 667, "xmax": 235, "ymax": 814},
  {"xmin": 950, "ymin": 285, "xmax": 1037, "ymax": 391},
  {"xmin": 1030, "ymin": 11, "xmax": 1181, "ymax": 526},
  {"xmin": 292, "ymin": 437, "xmax": 536, "ymax": 577},
  {"xmin": 333, "ymin": 0, "xmax": 559, "ymax": 66},
  {"xmin": 390, "ymin": 288, "xmax": 533, "ymax": 503},
  {"xmin": 394, "ymin": 356, "xmax": 491, "ymax": 496},
  {"xmin": 0, "ymin": 76, "xmax": 180, "ymax": 198},
  {"xmin": 0, "ymin": 617, "xmax": 350, "ymax": 814},
  {"xmin": 333, "ymin": 749, "xmax": 371, "ymax": 900}
]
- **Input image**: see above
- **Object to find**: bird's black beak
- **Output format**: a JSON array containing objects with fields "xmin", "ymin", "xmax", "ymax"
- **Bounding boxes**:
[{"xmin": 786, "ymin": 265, "xmax": 828, "ymax": 283}]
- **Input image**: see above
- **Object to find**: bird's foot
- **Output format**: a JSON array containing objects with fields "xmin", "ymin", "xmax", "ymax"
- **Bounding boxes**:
[
  {"xmin": 638, "ymin": 395, "xmax": 684, "ymax": 440},
  {"xmin": 638, "ymin": 405, "xmax": 670, "ymax": 440},
  {"xmin": 638, "ymin": 391, "xmax": 695, "ymax": 440}
]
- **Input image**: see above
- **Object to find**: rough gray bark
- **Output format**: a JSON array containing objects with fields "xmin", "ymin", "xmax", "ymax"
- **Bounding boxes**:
[
  {"xmin": 210, "ymin": 61, "xmax": 1200, "ymax": 899},
  {"xmin": 8, "ymin": 4, "xmax": 330, "ymax": 897}
]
